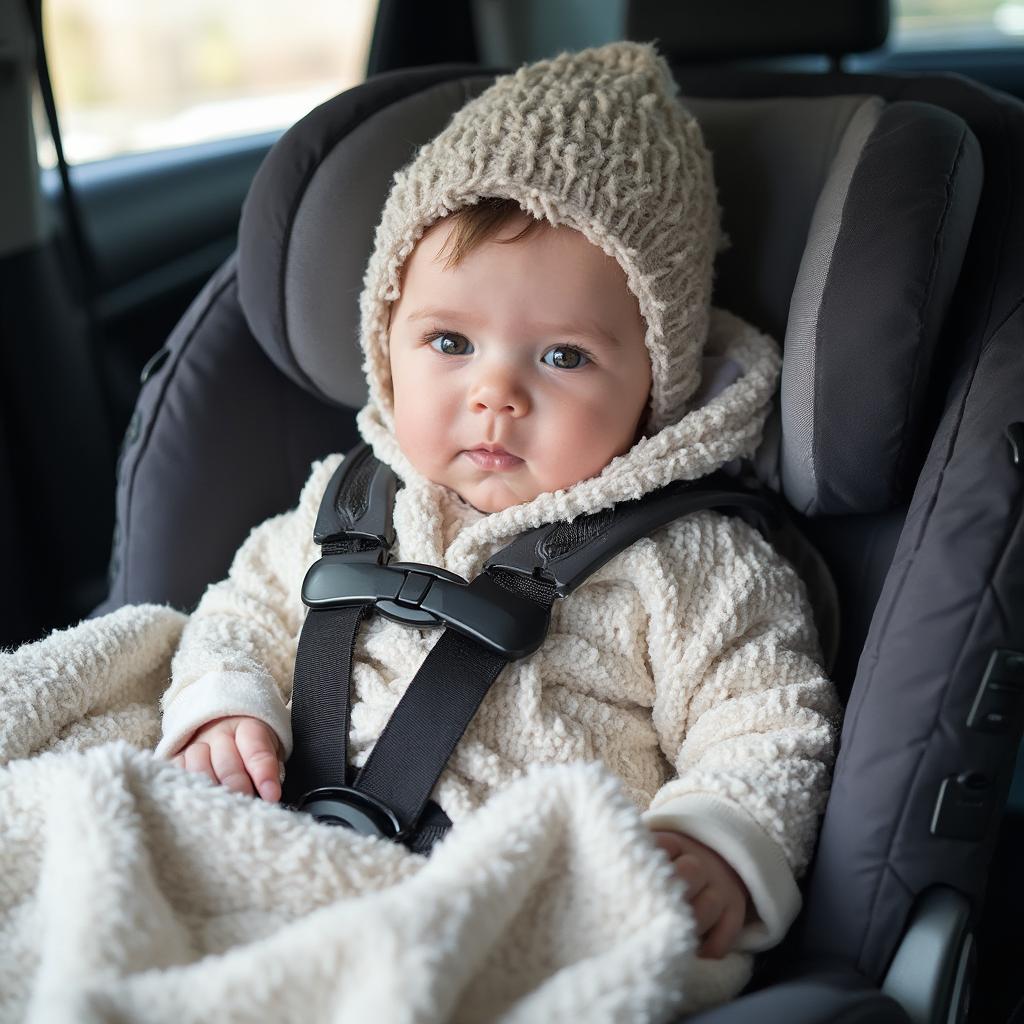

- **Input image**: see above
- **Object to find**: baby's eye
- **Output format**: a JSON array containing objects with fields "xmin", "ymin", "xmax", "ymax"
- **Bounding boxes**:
[
  {"xmin": 542, "ymin": 346, "xmax": 589, "ymax": 370},
  {"xmin": 429, "ymin": 333, "xmax": 474, "ymax": 356}
]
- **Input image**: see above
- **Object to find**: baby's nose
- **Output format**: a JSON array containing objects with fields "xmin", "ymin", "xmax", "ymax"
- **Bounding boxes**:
[{"xmin": 468, "ymin": 367, "xmax": 530, "ymax": 417}]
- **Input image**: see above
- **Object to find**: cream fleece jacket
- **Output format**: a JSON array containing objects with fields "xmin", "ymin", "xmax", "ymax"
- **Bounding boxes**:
[{"xmin": 157, "ymin": 308, "xmax": 840, "ymax": 953}]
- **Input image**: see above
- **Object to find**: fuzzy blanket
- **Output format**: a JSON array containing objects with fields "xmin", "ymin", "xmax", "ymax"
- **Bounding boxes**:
[{"xmin": 0, "ymin": 605, "xmax": 753, "ymax": 1023}]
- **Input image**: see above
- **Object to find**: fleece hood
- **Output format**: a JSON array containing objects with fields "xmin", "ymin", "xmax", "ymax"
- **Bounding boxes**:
[{"xmin": 353, "ymin": 41, "xmax": 781, "ymax": 569}]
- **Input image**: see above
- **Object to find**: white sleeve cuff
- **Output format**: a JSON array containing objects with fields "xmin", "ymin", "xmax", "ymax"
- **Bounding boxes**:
[
  {"xmin": 155, "ymin": 671, "xmax": 293, "ymax": 760},
  {"xmin": 642, "ymin": 792, "xmax": 802, "ymax": 952}
]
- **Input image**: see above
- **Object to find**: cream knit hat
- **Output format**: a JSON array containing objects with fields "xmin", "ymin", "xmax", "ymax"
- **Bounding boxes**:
[{"xmin": 358, "ymin": 41, "xmax": 723, "ymax": 434}]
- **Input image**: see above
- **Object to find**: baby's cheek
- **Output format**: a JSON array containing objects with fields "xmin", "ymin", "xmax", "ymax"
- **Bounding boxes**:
[
  {"xmin": 393, "ymin": 394, "xmax": 433, "ymax": 463},
  {"xmin": 540, "ymin": 404, "xmax": 632, "ymax": 488},
  {"xmin": 396, "ymin": 389, "xmax": 468, "ymax": 491}
]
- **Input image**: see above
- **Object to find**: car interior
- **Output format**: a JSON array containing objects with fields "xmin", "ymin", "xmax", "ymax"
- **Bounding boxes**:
[{"xmin": 1, "ymin": 1, "xmax": 1023, "ymax": 1021}]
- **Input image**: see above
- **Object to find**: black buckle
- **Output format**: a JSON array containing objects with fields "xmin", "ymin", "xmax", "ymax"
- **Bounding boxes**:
[
  {"xmin": 296, "ymin": 786, "xmax": 404, "ymax": 839},
  {"xmin": 301, "ymin": 555, "xmax": 551, "ymax": 660},
  {"xmin": 376, "ymin": 561, "xmax": 469, "ymax": 628}
]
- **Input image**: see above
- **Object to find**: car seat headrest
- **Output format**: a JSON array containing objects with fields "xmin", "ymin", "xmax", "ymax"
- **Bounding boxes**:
[
  {"xmin": 777, "ymin": 98, "xmax": 982, "ymax": 515},
  {"xmin": 627, "ymin": 0, "xmax": 890, "ymax": 62},
  {"xmin": 237, "ymin": 73, "xmax": 493, "ymax": 410},
  {"xmin": 236, "ymin": 71, "xmax": 981, "ymax": 517}
]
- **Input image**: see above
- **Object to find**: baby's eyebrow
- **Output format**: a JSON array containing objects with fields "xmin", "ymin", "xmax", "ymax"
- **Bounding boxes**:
[
  {"xmin": 404, "ymin": 307, "xmax": 621, "ymax": 348},
  {"xmin": 533, "ymin": 319, "xmax": 622, "ymax": 349},
  {"xmin": 405, "ymin": 307, "xmax": 486, "ymax": 327}
]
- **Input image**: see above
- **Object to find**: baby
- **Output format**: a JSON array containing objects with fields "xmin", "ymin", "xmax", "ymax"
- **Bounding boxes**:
[{"xmin": 157, "ymin": 42, "xmax": 838, "ymax": 962}]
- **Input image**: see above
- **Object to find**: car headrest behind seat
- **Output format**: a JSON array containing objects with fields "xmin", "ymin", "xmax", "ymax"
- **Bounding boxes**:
[
  {"xmin": 627, "ymin": 0, "xmax": 890, "ymax": 63},
  {"xmin": 235, "ymin": 75, "xmax": 981, "ymax": 517}
]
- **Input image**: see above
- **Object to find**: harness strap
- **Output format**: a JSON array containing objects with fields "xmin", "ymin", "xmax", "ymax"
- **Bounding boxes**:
[
  {"xmin": 284, "ymin": 568, "xmax": 555, "ymax": 843},
  {"xmin": 354, "ymin": 629, "xmax": 512, "ymax": 830},
  {"xmin": 281, "ymin": 605, "xmax": 362, "ymax": 807},
  {"xmin": 282, "ymin": 444, "xmax": 830, "ymax": 856},
  {"xmin": 353, "ymin": 567, "xmax": 556, "ymax": 830},
  {"xmin": 487, "ymin": 478, "xmax": 780, "ymax": 596}
]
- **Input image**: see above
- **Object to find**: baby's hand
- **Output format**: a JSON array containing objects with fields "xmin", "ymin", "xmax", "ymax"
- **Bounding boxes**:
[
  {"xmin": 651, "ymin": 830, "xmax": 751, "ymax": 959},
  {"xmin": 172, "ymin": 716, "xmax": 282, "ymax": 803}
]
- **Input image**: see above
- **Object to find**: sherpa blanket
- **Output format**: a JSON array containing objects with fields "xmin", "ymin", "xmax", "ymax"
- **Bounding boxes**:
[{"xmin": 0, "ymin": 605, "xmax": 753, "ymax": 1023}]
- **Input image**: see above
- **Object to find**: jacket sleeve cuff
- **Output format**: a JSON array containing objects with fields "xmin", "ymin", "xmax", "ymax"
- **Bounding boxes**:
[
  {"xmin": 155, "ymin": 671, "xmax": 293, "ymax": 760},
  {"xmin": 642, "ymin": 792, "xmax": 802, "ymax": 952}
]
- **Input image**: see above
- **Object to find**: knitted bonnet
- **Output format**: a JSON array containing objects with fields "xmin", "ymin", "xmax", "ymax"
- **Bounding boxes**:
[{"xmin": 358, "ymin": 41, "xmax": 723, "ymax": 435}]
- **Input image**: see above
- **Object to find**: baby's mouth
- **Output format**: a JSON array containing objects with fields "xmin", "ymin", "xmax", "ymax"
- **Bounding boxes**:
[{"xmin": 462, "ymin": 445, "xmax": 524, "ymax": 472}]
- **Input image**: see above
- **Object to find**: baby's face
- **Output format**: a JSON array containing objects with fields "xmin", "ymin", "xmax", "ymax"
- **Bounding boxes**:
[{"xmin": 387, "ymin": 214, "xmax": 651, "ymax": 513}]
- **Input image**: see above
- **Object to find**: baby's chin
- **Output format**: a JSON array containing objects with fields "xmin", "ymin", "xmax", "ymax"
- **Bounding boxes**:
[
  {"xmin": 449, "ymin": 463, "xmax": 603, "ymax": 513},
  {"xmin": 453, "ymin": 473, "xmax": 543, "ymax": 514},
  {"xmin": 458, "ymin": 484, "xmax": 531, "ymax": 514}
]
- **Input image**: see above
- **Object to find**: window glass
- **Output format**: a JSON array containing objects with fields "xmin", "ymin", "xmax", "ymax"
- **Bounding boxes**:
[
  {"xmin": 38, "ymin": 0, "xmax": 378, "ymax": 166},
  {"xmin": 892, "ymin": 0, "xmax": 1024, "ymax": 48}
]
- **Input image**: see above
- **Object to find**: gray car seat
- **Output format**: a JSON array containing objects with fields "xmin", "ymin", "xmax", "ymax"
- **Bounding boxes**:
[{"xmin": 95, "ymin": 7, "xmax": 1024, "ymax": 1023}]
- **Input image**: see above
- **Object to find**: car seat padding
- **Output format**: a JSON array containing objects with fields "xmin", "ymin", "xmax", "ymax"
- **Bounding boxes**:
[{"xmin": 235, "ymin": 76, "xmax": 980, "ymax": 519}]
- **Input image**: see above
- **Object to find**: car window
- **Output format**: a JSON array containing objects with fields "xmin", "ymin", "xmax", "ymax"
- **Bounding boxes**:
[
  {"xmin": 892, "ymin": 0, "xmax": 1024, "ymax": 48},
  {"xmin": 35, "ymin": 0, "xmax": 379, "ymax": 167}
]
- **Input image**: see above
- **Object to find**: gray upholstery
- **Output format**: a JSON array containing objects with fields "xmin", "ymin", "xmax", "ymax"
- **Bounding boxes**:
[
  {"xmin": 685, "ymin": 94, "xmax": 878, "ymax": 341},
  {"xmin": 285, "ymin": 77, "xmax": 491, "ymax": 408},
  {"xmin": 688, "ymin": 970, "xmax": 910, "ymax": 1024},
  {"xmin": 782, "ymin": 101, "xmax": 983, "ymax": 515},
  {"xmin": 236, "ymin": 66, "xmax": 497, "ymax": 406},
  {"xmin": 797, "ymin": 302, "xmax": 1024, "ymax": 978},
  {"xmin": 671, "ymin": 63, "xmax": 1024, "ymax": 985},
  {"xmin": 97, "ymin": 256, "xmax": 359, "ymax": 614},
  {"xmin": 780, "ymin": 95, "xmax": 885, "ymax": 514}
]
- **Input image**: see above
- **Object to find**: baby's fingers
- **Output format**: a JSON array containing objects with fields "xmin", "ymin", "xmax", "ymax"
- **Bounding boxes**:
[
  {"xmin": 183, "ymin": 741, "xmax": 218, "ymax": 786},
  {"xmin": 671, "ymin": 853, "xmax": 709, "ymax": 898},
  {"xmin": 691, "ymin": 887, "xmax": 724, "ymax": 942},
  {"xmin": 207, "ymin": 731, "xmax": 256, "ymax": 797},
  {"xmin": 699, "ymin": 899, "xmax": 746, "ymax": 960},
  {"xmin": 235, "ymin": 719, "xmax": 282, "ymax": 803},
  {"xmin": 651, "ymin": 830, "xmax": 686, "ymax": 860}
]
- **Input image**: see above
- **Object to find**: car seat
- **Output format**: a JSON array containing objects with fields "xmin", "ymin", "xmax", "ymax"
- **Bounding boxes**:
[{"xmin": 94, "ymin": 3, "xmax": 1024, "ymax": 1021}]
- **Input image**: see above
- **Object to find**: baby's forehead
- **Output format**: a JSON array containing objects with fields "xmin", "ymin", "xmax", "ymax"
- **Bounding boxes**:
[
  {"xmin": 408, "ymin": 235, "xmax": 634, "ymax": 302},
  {"xmin": 404, "ymin": 214, "xmax": 625, "ymax": 286}
]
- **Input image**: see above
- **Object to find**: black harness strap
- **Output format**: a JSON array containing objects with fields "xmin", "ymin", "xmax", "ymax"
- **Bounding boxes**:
[
  {"xmin": 283, "ymin": 443, "xmax": 794, "ymax": 855},
  {"xmin": 281, "ymin": 605, "xmax": 362, "ymax": 807},
  {"xmin": 355, "ymin": 629, "xmax": 512, "ymax": 828},
  {"xmin": 354, "ymin": 567, "xmax": 556, "ymax": 831}
]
